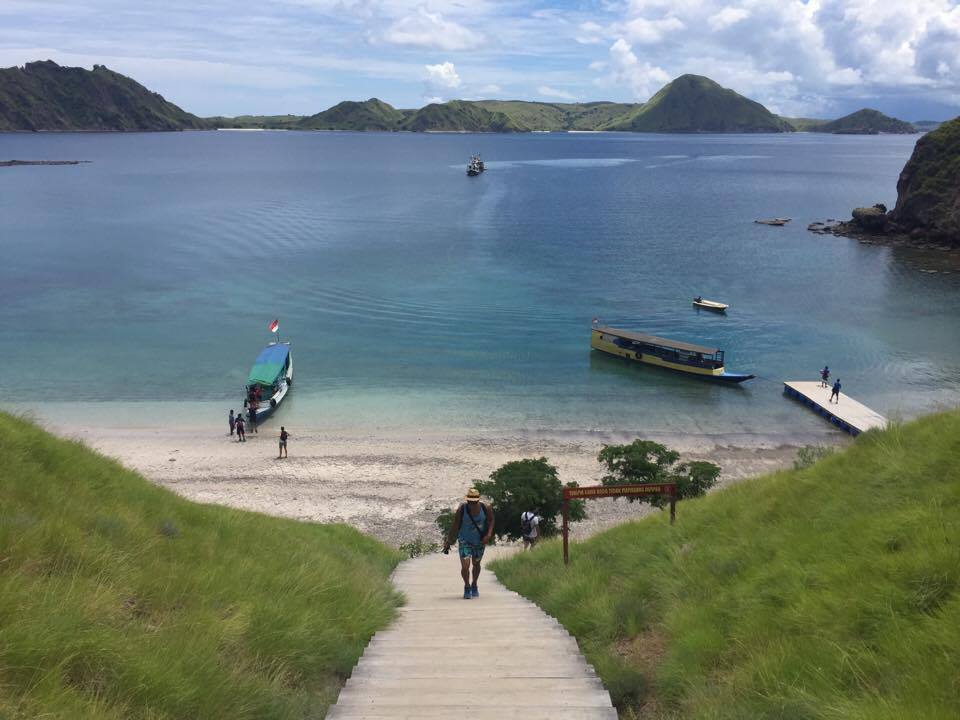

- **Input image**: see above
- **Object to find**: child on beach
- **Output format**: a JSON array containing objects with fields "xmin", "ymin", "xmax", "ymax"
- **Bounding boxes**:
[
  {"xmin": 229, "ymin": 409, "xmax": 235, "ymax": 436},
  {"xmin": 235, "ymin": 413, "xmax": 246, "ymax": 441},
  {"xmin": 278, "ymin": 426, "xmax": 289, "ymax": 458}
]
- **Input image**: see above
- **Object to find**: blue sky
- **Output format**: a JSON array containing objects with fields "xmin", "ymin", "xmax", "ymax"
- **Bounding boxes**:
[{"xmin": 1, "ymin": 0, "xmax": 958, "ymax": 119}]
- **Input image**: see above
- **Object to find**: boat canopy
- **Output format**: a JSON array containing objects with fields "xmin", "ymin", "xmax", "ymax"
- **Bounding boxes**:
[
  {"xmin": 594, "ymin": 326, "xmax": 718, "ymax": 355},
  {"xmin": 247, "ymin": 343, "xmax": 289, "ymax": 388}
]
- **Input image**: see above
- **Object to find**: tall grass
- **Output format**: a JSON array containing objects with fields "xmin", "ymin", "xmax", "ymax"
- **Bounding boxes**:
[
  {"xmin": 493, "ymin": 411, "xmax": 960, "ymax": 719},
  {"xmin": 0, "ymin": 412, "xmax": 402, "ymax": 719}
]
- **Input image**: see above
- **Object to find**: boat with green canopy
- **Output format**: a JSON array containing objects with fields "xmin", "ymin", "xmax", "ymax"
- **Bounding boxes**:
[{"xmin": 245, "ymin": 339, "xmax": 293, "ymax": 422}]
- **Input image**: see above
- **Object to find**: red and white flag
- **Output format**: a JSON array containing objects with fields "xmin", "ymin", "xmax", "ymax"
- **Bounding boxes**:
[{"xmin": 268, "ymin": 319, "xmax": 279, "ymax": 333}]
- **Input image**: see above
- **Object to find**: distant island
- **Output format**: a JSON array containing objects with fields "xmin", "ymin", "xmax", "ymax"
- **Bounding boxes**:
[
  {"xmin": 786, "ymin": 108, "xmax": 916, "ymax": 134},
  {"xmin": 0, "ymin": 60, "xmax": 931, "ymax": 135}
]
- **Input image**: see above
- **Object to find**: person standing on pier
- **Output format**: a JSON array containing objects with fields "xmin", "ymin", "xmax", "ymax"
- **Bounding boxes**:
[
  {"xmin": 831, "ymin": 378, "xmax": 841, "ymax": 404},
  {"xmin": 820, "ymin": 366, "xmax": 830, "ymax": 388},
  {"xmin": 443, "ymin": 488, "xmax": 495, "ymax": 600}
]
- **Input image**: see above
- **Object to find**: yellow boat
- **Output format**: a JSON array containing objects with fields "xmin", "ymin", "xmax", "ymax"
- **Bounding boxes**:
[
  {"xmin": 591, "ymin": 325, "xmax": 754, "ymax": 383},
  {"xmin": 692, "ymin": 297, "xmax": 728, "ymax": 312}
]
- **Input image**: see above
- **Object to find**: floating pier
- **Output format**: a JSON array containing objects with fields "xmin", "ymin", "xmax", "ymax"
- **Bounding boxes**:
[{"xmin": 783, "ymin": 381, "xmax": 887, "ymax": 436}]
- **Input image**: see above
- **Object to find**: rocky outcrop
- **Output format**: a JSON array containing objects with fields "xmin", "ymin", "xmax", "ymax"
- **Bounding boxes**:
[
  {"xmin": 887, "ymin": 117, "xmax": 960, "ymax": 243},
  {"xmin": 814, "ymin": 117, "xmax": 960, "ymax": 248}
]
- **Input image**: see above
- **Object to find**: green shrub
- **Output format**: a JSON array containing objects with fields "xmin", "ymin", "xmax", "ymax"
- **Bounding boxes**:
[
  {"xmin": 598, "ymin": 439, "xmax": 720, "ymax": 506},
  {"xmin": 794, "ymin": 444, "xmax": 835, "ymax": 470},
  {"xmin": 399, "ymin": 536, "xmax": 440, "ymax": 558},
  {"xmin": 475, "ymin": 458, "xmax": 586, "ymax": 540}
]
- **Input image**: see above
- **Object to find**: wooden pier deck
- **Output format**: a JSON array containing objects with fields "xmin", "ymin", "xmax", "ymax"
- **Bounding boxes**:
[{"xmin": 783, "ymin": 381, "xmax": 887, "ymax": 436}]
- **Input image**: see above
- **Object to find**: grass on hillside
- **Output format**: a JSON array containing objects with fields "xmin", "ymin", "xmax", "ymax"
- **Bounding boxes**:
[
  {"xmin": 493, "ymin": 411, "xmax": 960, "ymax": 719},
  {"xmin": 0, "ymin": 412, "xmax": 402, "ymax": 719}
]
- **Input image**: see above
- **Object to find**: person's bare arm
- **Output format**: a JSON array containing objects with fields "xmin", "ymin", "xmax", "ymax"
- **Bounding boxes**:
[{"xmin": 482, "ymin": 504, "xmax": 494, "ymax": 544}]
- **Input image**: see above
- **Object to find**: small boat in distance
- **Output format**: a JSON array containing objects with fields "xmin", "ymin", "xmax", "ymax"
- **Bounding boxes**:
[
  {"xmin": 591, "ymin": 324, "xmax": 754, "ymax": 383},
  {"xmin": 466, "ymin": 154, "xmax": 485, "ymax": 176},
  {"xmin": 755, "ymin": 217, "xmax": 791, "ymax": 226},
  {"xmin": 693, "ymin": 297, "xmax": 729, "ymax": 312},
  {"xmin": 244, "ymin": 327, "xmax": 293, "ymax": 423}
]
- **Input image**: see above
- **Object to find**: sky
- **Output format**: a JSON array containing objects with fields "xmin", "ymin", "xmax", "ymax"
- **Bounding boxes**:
[{"xmin": 1, "ymin": 0, "xmax": 959, "ymax": 120}]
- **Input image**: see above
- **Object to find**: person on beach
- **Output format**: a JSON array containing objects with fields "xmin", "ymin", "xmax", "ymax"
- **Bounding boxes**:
[
  {"xmin": 443, "ymin": 488, "xmax": 494, "ymax": 600},
  {"xmin": 520, "ymin": 511, "xmax": 542, "ymax": 550},
  {"xmin": 831, "ymin": 378, "xmax": 841, "ymax": 404},
  {"xmin": 229, "ymin": 409, "xmax": 235, "ymax": 436},
  {"xmin": 248, "ymin": 402, "xmax": 258, "ymax": 434},
  {"xmin": 278, "ymin": 426, "xmax": 289, "ymax": 458},
  {"xmin": 820, "ymin": 366, "xmax": 830, "ymax": 388},
  {"xmin": 235, "ymin": 413, "xmax": 246, "ymax": 442}
]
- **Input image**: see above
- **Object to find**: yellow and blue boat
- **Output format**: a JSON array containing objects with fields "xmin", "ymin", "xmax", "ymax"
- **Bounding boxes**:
[{"xmin": 591, "ymin": 325, "xmax": 754, "ymax": 383}]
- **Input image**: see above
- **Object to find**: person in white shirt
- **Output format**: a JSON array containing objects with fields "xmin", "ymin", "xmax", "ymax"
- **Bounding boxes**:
[{"xmin": 520, "ymin": 511, "xmax": 542, "ymax": 549}]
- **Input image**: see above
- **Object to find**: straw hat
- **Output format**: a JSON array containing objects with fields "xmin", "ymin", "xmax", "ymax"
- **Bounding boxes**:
[{"xmin": 465, "ymin": 488, "xmax": 481, "ymax": 502}]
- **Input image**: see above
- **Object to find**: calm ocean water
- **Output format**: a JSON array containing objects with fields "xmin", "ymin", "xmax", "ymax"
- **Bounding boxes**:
[{"xmin": 1, "ymin": 130, "xmax": 958, "ymax": 441}]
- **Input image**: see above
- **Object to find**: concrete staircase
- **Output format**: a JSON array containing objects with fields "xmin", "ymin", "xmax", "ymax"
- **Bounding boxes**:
[{"xmin": 327, "ymin": 548, "xmax": 617, "ymax": 719}]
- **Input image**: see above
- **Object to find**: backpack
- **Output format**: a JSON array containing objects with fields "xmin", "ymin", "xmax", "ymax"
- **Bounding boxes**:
[{"xmin": 521, "ymin": 512, "xmax": 535, "ymax": 537}]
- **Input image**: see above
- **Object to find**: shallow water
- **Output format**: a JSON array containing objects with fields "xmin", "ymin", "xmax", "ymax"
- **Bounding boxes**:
[{"xmin": 1, "ymin": 130, "xmax": 958, "ymax": 440}]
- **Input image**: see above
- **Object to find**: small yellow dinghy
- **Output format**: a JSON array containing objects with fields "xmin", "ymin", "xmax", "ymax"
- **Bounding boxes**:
[{"xmin": 692, "ymin": 297, "xmax": 728, "ymax": 312}]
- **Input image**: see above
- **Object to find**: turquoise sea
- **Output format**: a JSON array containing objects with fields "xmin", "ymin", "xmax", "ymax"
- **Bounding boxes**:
[{"xmin": 1, "ymin": 130, "xmax": 958, "ymax": 442}]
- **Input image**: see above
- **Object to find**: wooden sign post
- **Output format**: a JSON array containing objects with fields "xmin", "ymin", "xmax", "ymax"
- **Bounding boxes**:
[{"xmin": 561, "ymin": 483, "xmax": 677, "ymax": 565}]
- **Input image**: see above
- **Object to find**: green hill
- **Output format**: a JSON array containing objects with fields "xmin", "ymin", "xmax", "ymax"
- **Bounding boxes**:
[
  {"xmin": 813, "ymin": 108, "xmax": 916, "ymax": 134},
  {"xmin": 0, "ymin": 60, "xmax": 210, "ymax": 132},
  {"xmin": 207, "ymin": 114, "xmax": 304, "ymax": 130},
  {"xmin": 888, "ymin": 116, "xmax": 960, "ymax": 244},
  {"xmin": 400, "ymin": 100, "xmax": 524, "ymax": 132},
  {"xmin": 298, "ymin": 98, "xmax": 406, "ymax": 131},
  {"xmin": 493, "ymin": 411, "xmax": 960, "ymax": 718},
  {"xmin": 0, "ymin": 411, "xmax": 401, "ymax": 719},
  {"xmin": 473, "ymin": 100, "xmax": 639, "ymax": 131},
  {"xmin": 604, "ymin": 74, "xmax": 793, "ymax": 133}
]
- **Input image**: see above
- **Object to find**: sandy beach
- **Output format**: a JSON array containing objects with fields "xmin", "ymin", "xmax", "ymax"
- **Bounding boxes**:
[{"xmin": 41, "ymin": 419, "xmax": 839, "ymax": 546}]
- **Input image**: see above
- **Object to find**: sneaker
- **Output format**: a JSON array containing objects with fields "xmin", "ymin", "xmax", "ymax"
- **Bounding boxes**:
[
  {"xmin": 463, "ymin": 586, "xmax": 471, "ymax": 600},
  {"xmin": 470, "ymin": 584, "xmax": 479, "ymax": 598}
]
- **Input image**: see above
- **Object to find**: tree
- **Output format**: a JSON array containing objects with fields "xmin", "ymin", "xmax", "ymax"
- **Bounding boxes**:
[
  {"xmin": 474, "ymin": 457, "xmax": 586, "ymax": 541},
  {"xmin": 597, "ymin": 439, "xmax": 720, "ymax": 507}
]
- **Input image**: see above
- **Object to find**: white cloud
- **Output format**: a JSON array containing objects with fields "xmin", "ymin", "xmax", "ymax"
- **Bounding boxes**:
[
  {"xmin": 621, "ymin": 15, "xmax": 684, "ymax": 44},
  {"xmin": 607, "ymin": 38, "xmax": 670, "ymax": 99},
  {"xmin": 424, "ymin": 61, "xmax": 460, "ymax": 89},
  {"xmin": 708, "ymin": 7, "xmax": 750, "ymax": 31},
  {"xmin": 537, "ymin": 85, "xmax": 576, "ymax": 100},
  {"xmin": 381, "ymin": 7, "xmax": 481, "ymax": 51}
]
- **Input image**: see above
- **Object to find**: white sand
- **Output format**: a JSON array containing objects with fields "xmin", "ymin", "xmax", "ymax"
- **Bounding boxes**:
[{"xmin": 43, "ymin": 420, "xmax": 835, "ymax": 547}]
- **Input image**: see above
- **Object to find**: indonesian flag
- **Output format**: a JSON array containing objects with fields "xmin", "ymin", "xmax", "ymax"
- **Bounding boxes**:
[{"xmin": 268, "ymin": 319, "xmax": 279, "ymax": 333}]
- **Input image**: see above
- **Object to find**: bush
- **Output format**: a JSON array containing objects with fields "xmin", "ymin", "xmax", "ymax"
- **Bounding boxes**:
[
  {"xmin": 475, "ymin": 457, "xmax": 586, "ymax": 541},
  {"xmin": 598, "ymin": 439, "xmax": 720, "ymax": 507},
  {"xmin": 399, "ymin": 536, "xmax": 440, "ymax": 558},
  {"xmin": 793, "ymin": 445, "xmax": 835, "ymax": 470}
]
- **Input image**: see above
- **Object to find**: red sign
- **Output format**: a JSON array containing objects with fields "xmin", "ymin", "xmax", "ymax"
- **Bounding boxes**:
[
  {"xmin": 564, "ymin": 483, "xmax": 676, "ymax": 500},
  {"xmin": 561, "ymin": 483, "xmax": 677, "ymax": 565}
]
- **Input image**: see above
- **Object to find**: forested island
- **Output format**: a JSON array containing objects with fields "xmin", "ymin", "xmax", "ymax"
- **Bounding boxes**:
[{"xmin": 1, "ymin": 61, "xmax": 929, "ymax": 135}]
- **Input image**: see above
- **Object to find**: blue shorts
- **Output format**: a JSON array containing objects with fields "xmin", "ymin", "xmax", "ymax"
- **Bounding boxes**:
[{"xmin": 458, "ymin": 542, "xmax": 485, "ymax": 562}]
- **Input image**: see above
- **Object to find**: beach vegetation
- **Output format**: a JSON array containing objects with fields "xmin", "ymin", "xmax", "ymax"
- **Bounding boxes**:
[
  {"xmin": 0, "ymin": 411, "xmax": 402, "ymax": 719},
  {"xmin": 598, "ymin": 439, "xmax": 721, "ymax": 505},
  {"xmin": 493, "ymin": 410, "xmax": 960, "ymax": 718},
  {"xmin": 793, "ymin": 444, "xmax": 836, "ymax": 469},
  {"xmin": 475, "ymin": 458, "xmax": 587, "ymax": 540},
  {"xmin": 399, "ymin": 535, "xmax": 440, "ymax": 558}
]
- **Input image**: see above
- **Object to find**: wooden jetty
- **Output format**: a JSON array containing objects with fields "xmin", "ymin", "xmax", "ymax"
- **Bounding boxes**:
[{"xmin": 783, "ymin": 381, "xmax": 887, "ymax": 436}]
